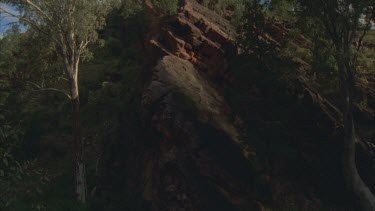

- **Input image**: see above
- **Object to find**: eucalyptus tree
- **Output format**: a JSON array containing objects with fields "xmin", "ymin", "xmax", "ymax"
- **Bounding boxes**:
[
  {"xmin": 297, "ymin": 0, "xmax": 375, "ymax": 210},
  {"xmin": 0, "ymin": 0, "xmax": 119, "ymax": 203}
]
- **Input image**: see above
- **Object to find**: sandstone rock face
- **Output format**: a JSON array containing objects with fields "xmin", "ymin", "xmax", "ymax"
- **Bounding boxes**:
[
  {"xmin": 136, "ymin": 1, "xmax": 375, "ymax": 210},
  {"xmin": 140, "ymin": 1, "xmax": 260, "ymax": 210},
  {"xmin": 146, "ymin": 0, "xmax": 236, "ymax": 83},
  {"xmin": 141, "ymin": 55, "xmax": 257, "ymax": 210}
]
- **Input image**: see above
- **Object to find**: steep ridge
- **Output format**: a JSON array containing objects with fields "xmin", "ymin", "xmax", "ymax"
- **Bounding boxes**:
[
  {"xmin": 118, "ymin": 1, "xmax": 375, "ymax": 210},
  {"xmin": 139, "ymin": 1, "xmax": 261, "ymax": 210}
]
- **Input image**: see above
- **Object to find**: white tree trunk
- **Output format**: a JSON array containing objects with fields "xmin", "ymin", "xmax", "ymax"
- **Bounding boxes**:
[
  {"xmin": 338, "ymin": 55, "xmax": 375, "ymax": 211},
  {"xmin": 69, "ymin": 63, "xmax": 87, "ymax": 203}
]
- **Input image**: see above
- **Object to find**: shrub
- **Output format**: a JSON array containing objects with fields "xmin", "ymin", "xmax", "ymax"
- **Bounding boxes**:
[
  {"xmin": 237, "ymin": 0, "xmax": 277, "ymax": 61},
  {"xmin": 199, "ymin": 0, "xmax": 247, "ymax": 26},
  {"xmin": 153, "ymin": 0, "xmax": 179, "ymax": 15}
]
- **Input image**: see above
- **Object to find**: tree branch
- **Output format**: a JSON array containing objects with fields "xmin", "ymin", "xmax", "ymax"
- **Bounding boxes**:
[
  {"xmin": 27, "ymin": 81, "xmax": 71, "ymax": 99},
  {"xmin": 24, "ymin": 0, "xmax": 53, "ymax": 23}
]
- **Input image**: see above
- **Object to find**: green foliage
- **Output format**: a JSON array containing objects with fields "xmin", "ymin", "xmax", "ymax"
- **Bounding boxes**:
[
  {"xmin": 309, "ymin": 33, "xmax": 338, "ymax": 93},
  {"xmin": 267, "ymin": 0, "xmax": 297, "ymax": 21},
  {"xmin": 0, "ymin": 0, "xmax": 373, "ymax": 209},
  {"xmin": 237, "ymin": 0, "xmax": 277, "ymax": 61},
  {"xmin": 358, "ymin": 30, "xmax": 375, "ymax": 74},
  {"xmin": 0, "ymin": 26, "xmax": 63, "ymax": 211},
  {"xmin": 0, "ymin": 28, "xmax": 21, "ymax": 75},
  {"xmin": 0, "ymin": 155, "xmax": 49, "ymax": 209},
  {"xmin": 199, "ymin": 0, "xmax": 247, "ymax": 26},
  {"xmin": 215, "ymin": 0, "xmax": 246, "ymax": 26},
  {"xmin": 74, "ymin": 11, "xmax": 146, "ymax": 210},
  {"xmin": 0, "ymin": 4, "xmax": 148, "ymax": 208},
  {"xmin": 3, "ymin": 0, "xmax": 120, "ymax": 52},
  {"xmin": 281, "ymin": 42, "xmax": 311, "ymax": 63},
  {"xmin": 0, "ymin": 71, "xmax": 47, "ymax": 210},
  {"xmin": 153, "ymin": 0, "xmax": 179, "ymax": 15},
  {"xmin": 121, "ymin": 0, "xmax": 144, "ymax": 18},
  {"xmin": 296, "ymin": 0, "xmax": 374, "ymax": 96}
]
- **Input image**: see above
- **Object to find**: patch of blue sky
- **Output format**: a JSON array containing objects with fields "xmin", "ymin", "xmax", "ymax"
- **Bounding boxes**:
[{"xmin": 0, "ymin": 3, "xmax": 26, "ymax": 37}]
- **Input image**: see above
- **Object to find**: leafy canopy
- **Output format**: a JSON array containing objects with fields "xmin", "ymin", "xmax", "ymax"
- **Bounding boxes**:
[{"xmin": 0, "ymin": 0, "xmax": 119, "ymax": 61}]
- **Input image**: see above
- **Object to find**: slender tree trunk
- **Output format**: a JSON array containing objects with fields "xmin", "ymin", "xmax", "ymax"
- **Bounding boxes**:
[
  {"xmin": 69, "ymin": 63, "xmax": 87, "ymax": 203},
  {"xmin": 337, "ymin": 53, "xmax": 375, "ymax": 211}
]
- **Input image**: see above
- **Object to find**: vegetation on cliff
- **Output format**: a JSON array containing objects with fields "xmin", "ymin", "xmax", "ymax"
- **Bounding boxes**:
[{"xmin": 0, "ymin": 0, "xmax": 374, "ymax": 210}]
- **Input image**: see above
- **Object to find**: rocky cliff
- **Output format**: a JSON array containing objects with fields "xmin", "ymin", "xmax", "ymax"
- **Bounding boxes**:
[
  {"xmin": 97, "ymin": 1, "xmax": 375, "ymax": 210},
  {"xmin": 139, "ymin": 1, "xmax": 260, "ymax": 210}
]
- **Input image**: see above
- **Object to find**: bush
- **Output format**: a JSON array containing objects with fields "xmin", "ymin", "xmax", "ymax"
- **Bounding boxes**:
[
  {"xmin": 237, "ymin": 0, "xmax": 277, "ymax": 61},
  {"xmin": 199, "ymin": 0, "xmax": 247, "ymax": 26},
  {"xmin": 153, "ymin": 0, "xmax": 179, "ymax": 15},
  {"xmin": 0, "ymin": 92, "xmax": 50, "ymax": 209}
]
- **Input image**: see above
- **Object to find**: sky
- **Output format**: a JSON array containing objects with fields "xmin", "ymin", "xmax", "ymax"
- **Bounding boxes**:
[{"xmin": 0, "ymin": 3, "xmax": 21, "ymax": 36}]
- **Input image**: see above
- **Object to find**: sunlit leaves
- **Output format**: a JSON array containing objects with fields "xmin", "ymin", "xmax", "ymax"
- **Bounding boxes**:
[{"xmin": 153, "ymin": 0, "xmax": 179, "ymax": 15}]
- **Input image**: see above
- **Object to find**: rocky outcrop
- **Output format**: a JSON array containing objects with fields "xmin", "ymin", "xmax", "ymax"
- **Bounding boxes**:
[
  {"xmin": 146, "ymin": 0, "xmax": 236, "ymax": 83},
  {"xmin": 139, "ymin": 1, "xmax": 262, "ymax": 210},
  {"xmin": 134, "ymin": 1, "xmax": 375, "ymax": 210}
]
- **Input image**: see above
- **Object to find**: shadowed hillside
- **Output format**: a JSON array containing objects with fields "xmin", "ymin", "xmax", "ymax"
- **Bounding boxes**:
[{"xmin": 0, "ymin": 0, "xmax": 374, "ymax": 210}]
